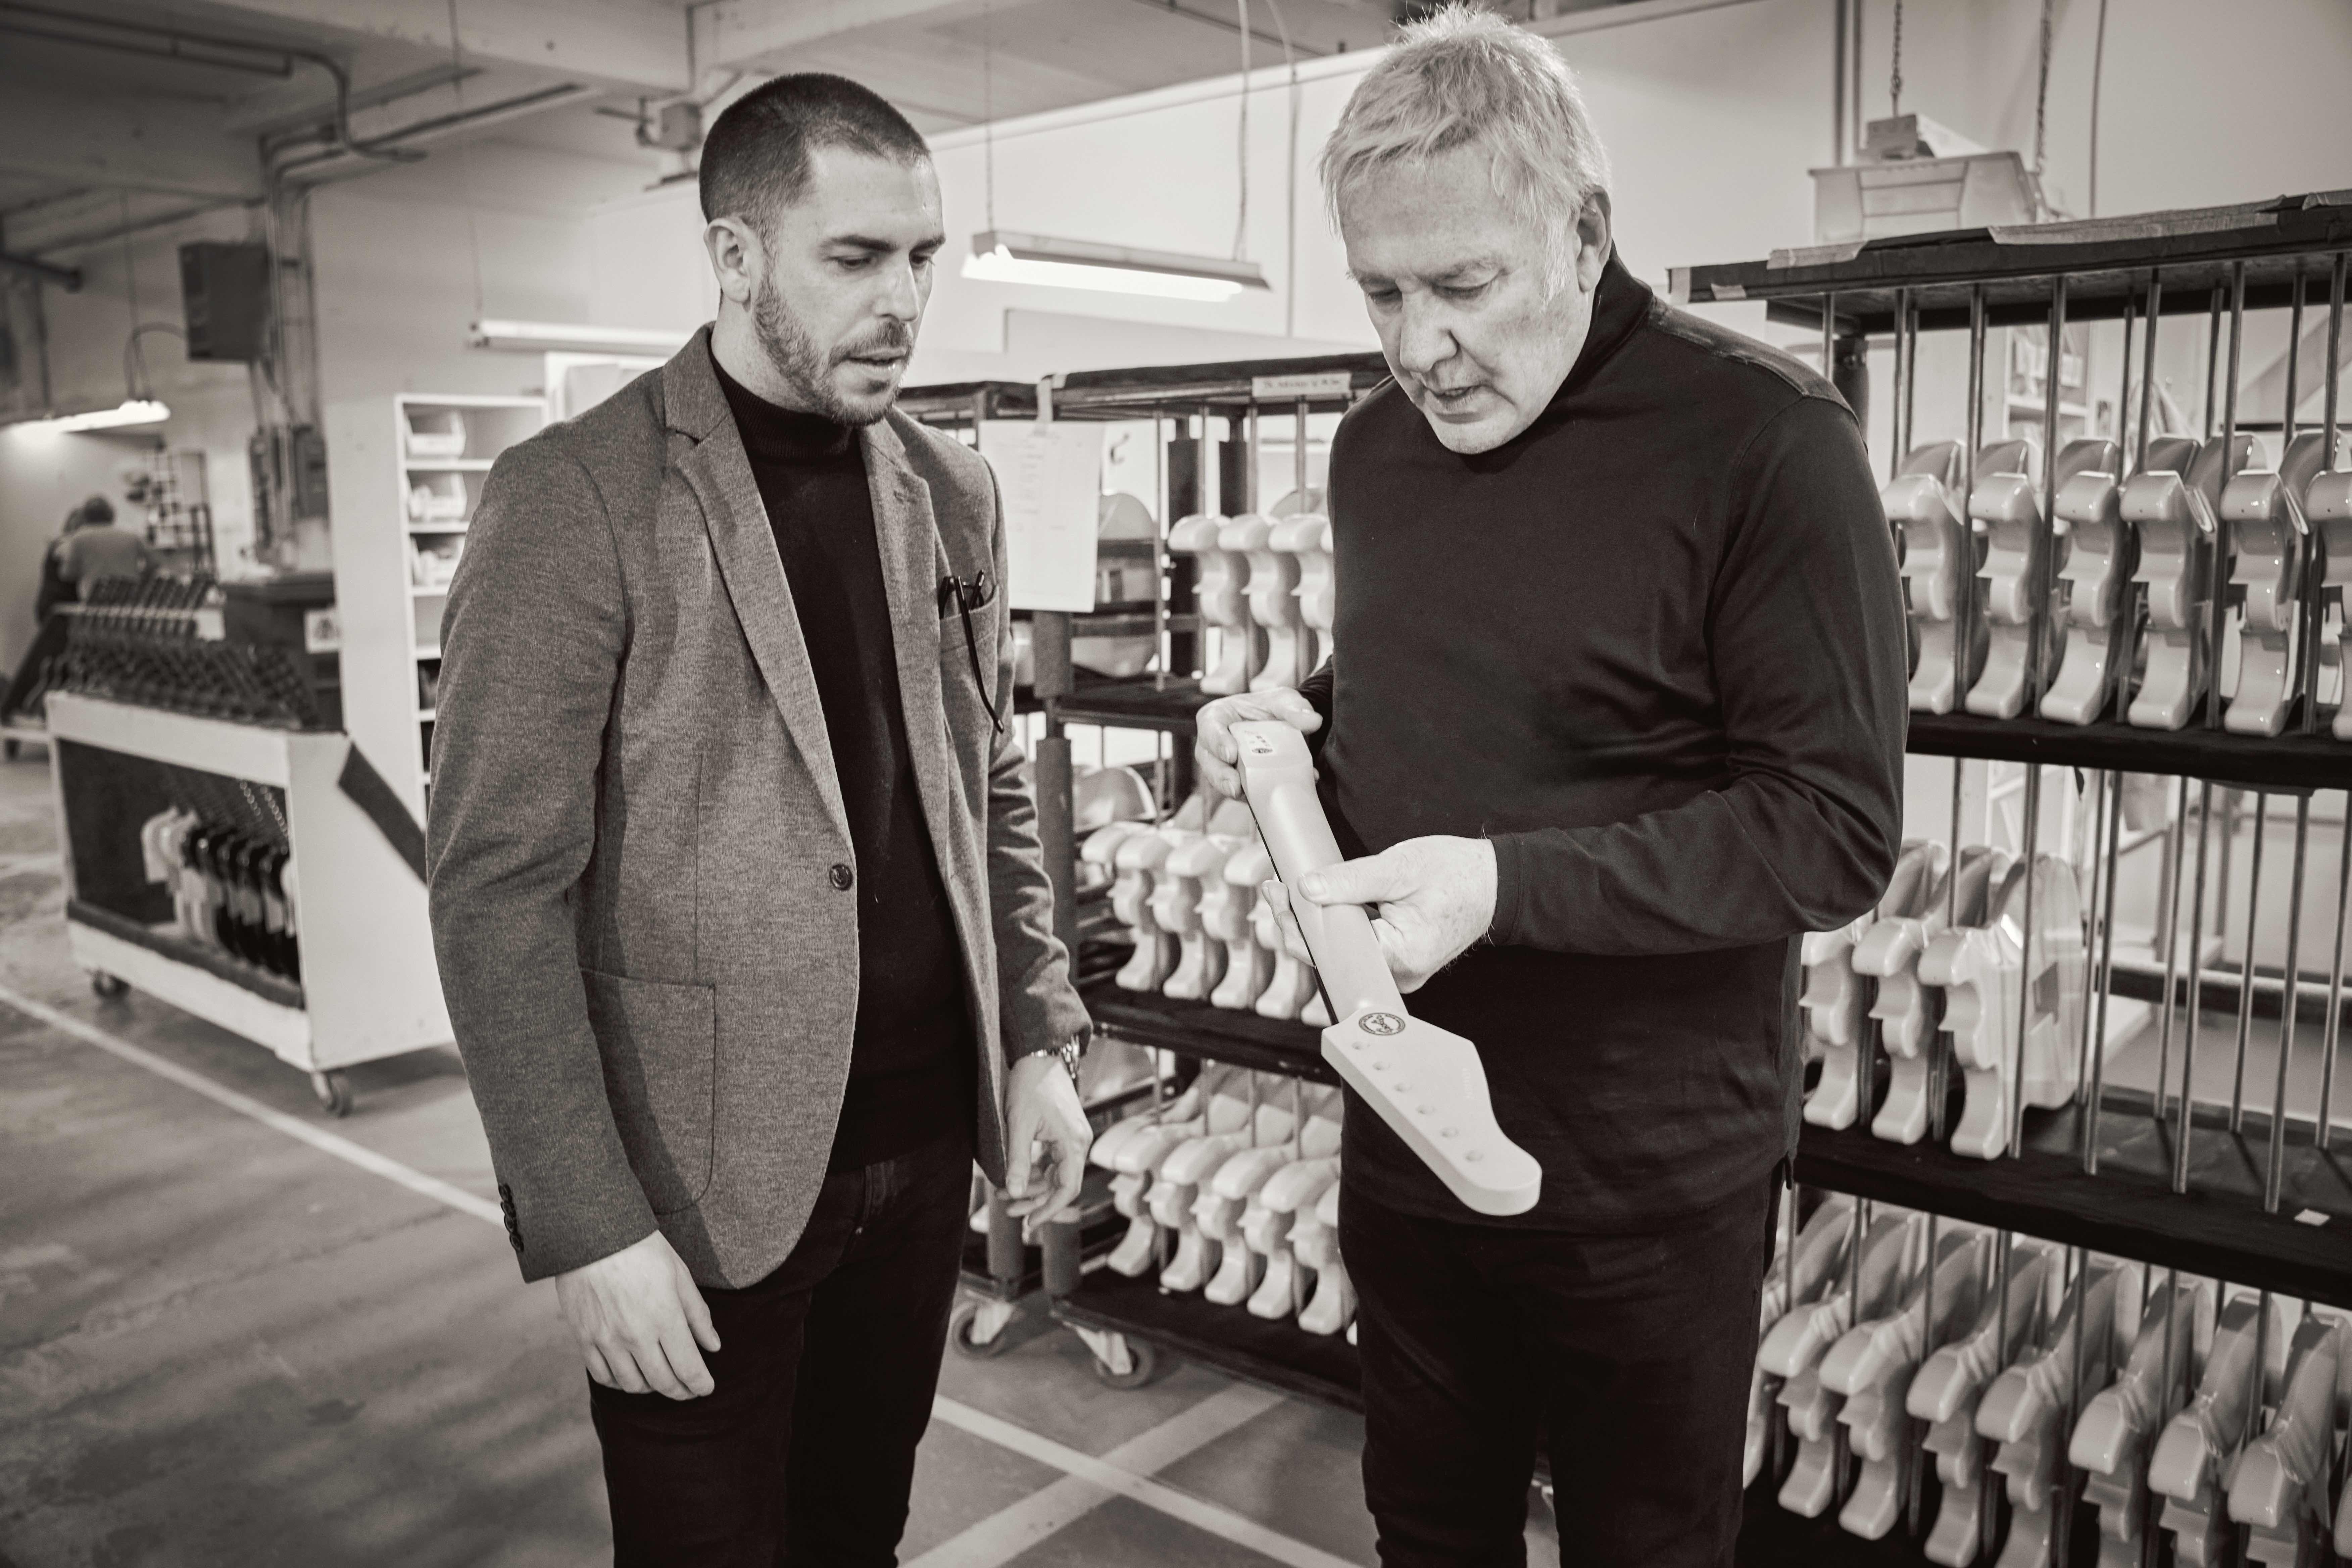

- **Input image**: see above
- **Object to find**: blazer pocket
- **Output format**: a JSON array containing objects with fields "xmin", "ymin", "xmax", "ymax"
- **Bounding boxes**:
[{"xmin": 583, "ymin": 969, "xmax": 718, "ymax": 1216}]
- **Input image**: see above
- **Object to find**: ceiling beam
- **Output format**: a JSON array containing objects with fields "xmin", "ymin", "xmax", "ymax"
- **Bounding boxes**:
[
  {"xmin": 692, "ymin": 0, "xmax": 980, "ymax": 71},
  {"xmin": 183, "ymin": 0, "xmax": 690, "ymax": 94},
  {"xmin": 0, "ymin": 82, "xmax": 265, "ymax": 202}
]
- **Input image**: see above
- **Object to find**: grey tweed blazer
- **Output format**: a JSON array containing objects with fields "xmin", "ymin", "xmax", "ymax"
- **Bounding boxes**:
[{"xmin": 426, "ymin": 329, "xmax": 1087, "ymax": 1288}]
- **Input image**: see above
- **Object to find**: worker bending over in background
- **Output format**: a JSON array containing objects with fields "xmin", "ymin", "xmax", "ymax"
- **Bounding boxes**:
[{"xmin": 1197, "ymin": 9, "xmax": 1907, "ymax": 1565}]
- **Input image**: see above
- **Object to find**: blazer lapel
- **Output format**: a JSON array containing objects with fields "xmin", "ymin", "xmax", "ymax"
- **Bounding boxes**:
[
  {"xmin": 862, "ymin": 418, "xmax": 981, "ymax": 910},
  {"xmin": 665, "ymin": 336, "xmax": 850, "ymax": 844}
]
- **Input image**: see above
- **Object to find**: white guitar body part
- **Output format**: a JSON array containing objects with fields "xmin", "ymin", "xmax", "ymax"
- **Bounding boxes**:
[
  {"xmin": 2220, "ymin": 435, "xmax": 2327, "ymax": 737},
  {"xmin": 2042, "ymin": 469, "xmax": 2131, "ymax": 723},
  {"xmin": 1228, "ymin": 513, "xmax": 1313, "ymax": 692},
  {"xmin": 1278, "ymin": 514, "xmax": 1333, "ymax": 674}
]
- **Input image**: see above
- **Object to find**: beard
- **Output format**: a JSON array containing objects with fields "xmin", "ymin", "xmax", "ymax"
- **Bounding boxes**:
[{"xmin": 751, "ymin": 270, "xmax": 912, "ymax": 428}]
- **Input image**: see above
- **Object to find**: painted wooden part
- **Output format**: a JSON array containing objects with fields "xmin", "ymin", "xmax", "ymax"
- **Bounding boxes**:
[
  {"xmin": 2042, "ymin": 468, "xmax": 2132, "ymax": 724},
  {"xmin": 1860, "ymin": 846, "xmax": 2007, "ymax": 1145},
  {"xmin": 1966, "ymin": 471, "xmax": 2045, "ymax": 719},
  {"xmin": 1830, "ymin": 1228, "xmax": 1992, "ymax": 1541}
]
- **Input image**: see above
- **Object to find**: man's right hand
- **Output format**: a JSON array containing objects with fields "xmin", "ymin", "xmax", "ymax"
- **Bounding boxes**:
[
  {"xmin": 1194, "ymin": 688, "xmax": 1322, "ymax": 799},
  {"xmin": 554, "ymin": 1229, "xmax": 722, "ymax": 1400}
]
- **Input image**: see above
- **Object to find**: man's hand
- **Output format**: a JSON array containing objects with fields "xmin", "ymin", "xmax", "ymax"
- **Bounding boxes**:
[
  {"xmin": 554, "ymin": 1229, "xmax": 721, "ymax": 1400},
  {"xmin": 1263, "ymin": 835, "xmax": 1499, "ymax": 994},
  {"xmin": 1194, "ymin": 688, "xmax": 1322, "ymax": 799},
  {"xmin": 1004, "ymin": 1051, "xmax": 1092, "ymax": 1242}
]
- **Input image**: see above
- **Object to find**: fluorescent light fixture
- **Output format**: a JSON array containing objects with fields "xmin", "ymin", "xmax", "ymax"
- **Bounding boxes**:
[
  {"xmin": 471, "ymin": 318, "xmax": 692, "ymax": 355},
  {"xmin": 963, "ymin": 231, "xmax": 1269, "ymax": 303},
  {"xmin": 10, "ymin": 399, "xmax": 172, "ymax": 433}
]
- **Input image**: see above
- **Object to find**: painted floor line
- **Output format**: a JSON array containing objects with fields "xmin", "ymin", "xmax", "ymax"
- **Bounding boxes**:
[
  {"xmin": 931, "ymin": 1396, "xmax": 1363, "ymax": 1568},
  {"xmin": 2, "ymin": 980, "xmax": 1360, "ymax": 1568},
  {"xmin": 905, "ymin": 1384, "xmax": 1285, "ymax": 1568},
  {"xmin": 0, "ymin": 981, "xmax": 500, "ymax": 1226}
]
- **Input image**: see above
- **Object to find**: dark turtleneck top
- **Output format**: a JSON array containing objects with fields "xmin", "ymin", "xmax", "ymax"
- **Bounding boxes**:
[
  {"xmin": 1297, "ymin": 253, "xmax": 1907, "ymax": 1231},
  {"xmin": 714, "ymin": 351, "xmax": 973, "ymax": 1173}
]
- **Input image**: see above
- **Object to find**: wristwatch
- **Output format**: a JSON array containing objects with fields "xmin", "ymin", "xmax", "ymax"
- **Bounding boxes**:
[{"xmin": 1022, "ymin": 1034, "xmax": 1086, "ymax": 1089}]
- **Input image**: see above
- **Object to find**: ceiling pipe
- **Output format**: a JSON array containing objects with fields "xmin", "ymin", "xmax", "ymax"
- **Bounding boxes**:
[{"xmin": 0, "ymin": 249, "xmax": 80, "ymax": 291}]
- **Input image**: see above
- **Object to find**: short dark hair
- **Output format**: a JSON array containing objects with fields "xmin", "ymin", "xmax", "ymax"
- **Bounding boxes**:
[
  {"xmin": 699, "ymin": 74, "xmax": 929, "ymax": 235},
  {"xmin": 79, "ymin": 496, "xmax": 114, "ymax": 526}
]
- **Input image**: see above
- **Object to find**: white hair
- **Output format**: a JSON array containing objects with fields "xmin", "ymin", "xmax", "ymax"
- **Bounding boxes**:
[{"xmin": 1319, "ymin": 4, "xmax": 1612, "ymax": 294}]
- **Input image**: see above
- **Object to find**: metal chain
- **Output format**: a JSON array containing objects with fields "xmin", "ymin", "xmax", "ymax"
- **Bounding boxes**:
[
  {"xmin": 1890, "ymin": 0, "xmax": 1903, "ymax": 118},
  {"xmin": 2033, "ymin": 0, "xmax": 2054, "ymax": 185}
]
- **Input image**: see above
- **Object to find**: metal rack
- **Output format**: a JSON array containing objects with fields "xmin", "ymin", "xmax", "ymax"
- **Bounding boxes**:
[
  {"xmin": 1023, "ymin": 195, "xmax": 2352, "ymax": 1566},
  {"xmin": 1681, "ymin": 195, "xmax": 2352, "ymax": 1565}
]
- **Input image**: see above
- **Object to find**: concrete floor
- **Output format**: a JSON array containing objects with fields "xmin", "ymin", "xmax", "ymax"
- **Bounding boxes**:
[{"xmin": 0, "ymin": 748, "xmax": 1564, "ymax": 1567}]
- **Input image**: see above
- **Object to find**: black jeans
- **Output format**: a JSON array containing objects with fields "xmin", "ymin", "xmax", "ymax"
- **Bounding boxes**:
[
  {"xmin": 589, "ymin": 1129, "xmax": 972, "ymax": 1567},
  {"xmin": 1342, "ymin": 1169, "xmax": 1779, "ymax": 1568}
]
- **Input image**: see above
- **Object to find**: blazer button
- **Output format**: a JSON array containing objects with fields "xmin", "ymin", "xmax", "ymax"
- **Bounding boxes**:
[{"xmin": 829, "ymin": 863, "xmax": 855, "ymax": 891}]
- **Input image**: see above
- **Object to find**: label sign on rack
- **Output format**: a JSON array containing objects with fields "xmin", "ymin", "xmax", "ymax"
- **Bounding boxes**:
[
  {"xmin": 1250, "ymin": 371, "xmax": 1355, "ymax": 401},
  {"xmin": 977, "ymin": 419, "xmax": 1104, "ymax": 612}
]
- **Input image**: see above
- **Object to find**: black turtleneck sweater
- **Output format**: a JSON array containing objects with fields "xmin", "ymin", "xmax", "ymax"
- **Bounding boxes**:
[
  {"xmin": 1298, "ymin": 253, "xmax": 1907, "ymax": 1231},
  {"xmin": 715, "ymin": 354, "xmax": 973, "ymax": 1172}
]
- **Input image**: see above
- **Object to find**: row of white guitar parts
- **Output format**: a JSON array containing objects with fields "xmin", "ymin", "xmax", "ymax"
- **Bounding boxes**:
[
  {"xmin": 1089, "ymin": 801, "xmax": 2095, "ymax": 1164},
  {"xmin": 1799, "ymin": 838, "xmax": 2090, "ymax": 1161},
  {"xmin": 1755, "ymin": 1196, "xmax": 2348, "ymax": 1568},
  {"xmin": 1898, "ymin": 429, "xmax": 2352, "ymax": 737},
  {"xmin": 1087, "ymin": 1065, "xmax": 1356, "ymax": 1339},
  {"xmin": 1166, "ymin": 509, "xmax": 1333, "ymax": 699},
  {"xmin": 1083, "ymin": 792, "xmax": 1336, "ymax": 1026}
]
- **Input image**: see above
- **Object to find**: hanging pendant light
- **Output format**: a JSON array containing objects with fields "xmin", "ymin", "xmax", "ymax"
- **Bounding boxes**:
[{"xmin": 963, "ymin": 232, "xmax": 1269, "ymax": 302}]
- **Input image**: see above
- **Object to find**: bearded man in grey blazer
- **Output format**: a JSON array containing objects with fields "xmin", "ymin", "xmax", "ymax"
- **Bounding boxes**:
[{"xmin": 427, "ymin": 73, "xmax": 1093, "ymax": 1567}]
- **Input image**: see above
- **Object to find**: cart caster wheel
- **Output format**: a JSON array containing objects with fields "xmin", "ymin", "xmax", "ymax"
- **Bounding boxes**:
[
  {"xmin": 90, "ymin": 971, "xmax": 128, "ymax": 1001},
  {"xmin": 4, "ymin": 740, "xmax": 17, "ymax": 760},
  {"xmin": 1086, "ymin": 1335, "xmax": 1157, "ymax": 1389},
  {"xmin": 310, "ymin": 1070, "xmax": 354, "ymax": 1118},
  {"xmin": 950, "ymin": 1300, "xmax": 1015, "ymax": 1360}
]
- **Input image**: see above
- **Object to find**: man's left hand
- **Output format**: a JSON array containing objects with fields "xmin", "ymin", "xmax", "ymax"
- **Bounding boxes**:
[
  {"xmin": 1264, "ymin": 836, "xmax": 1498, "ymax": 995},
  {"xmin": 1004, "ymin": 1051, "xmax": 1091, "ymax": 1241}
]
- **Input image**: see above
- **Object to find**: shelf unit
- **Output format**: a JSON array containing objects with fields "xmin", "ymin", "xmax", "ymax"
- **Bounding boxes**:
[
  {"xmin": 48, "ymin": 693, "xmax": 450, "ymax": 1111},
  {"xmin": 323, "ymin": 393, "xmax": 547, "ymax": 810},
  {"xmin": 1016, "ymin": 200, "xmax": 2352, "ymax": 1566}
]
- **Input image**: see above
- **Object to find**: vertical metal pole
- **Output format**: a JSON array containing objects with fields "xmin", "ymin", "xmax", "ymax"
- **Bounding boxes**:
[
  {"xmin": 2328, "ymin": 254, "xmax": 2347, "ymax": 470},
  {"xmin": 1893, "ymin": 287, "xmax": 1914, "ymax": 479},
  {"xmin": 2116, "ymin": 286, "xmax": 2136, "ymax": 456},
  {"xmin": 2136, "ymin": 271, "xmax": 2164, "ymax": 473},
  {"xmin": 2284, "ymin": 258, "xmax": 2305, "ymax": 448},
  {"xmin": 2266, "ymin": 795, "xmax": 2310, "ymax": 1211},
  {"xmin": 1891, "ymin": 291, "xmax": 1910, "ymax": 470},
  {"xmin": 2248, "ymin": 1290, "xmax": 2271, "ymax": 1455},
  {"xmin": 2012, "ymin": 765, "xmax": 2044, "ymax": 1155},
  {"xmin": 2321, "ymin": 256, "xmax": 2349, "ymax": 735},
  {"xmin": 2174, "ymin": 781, "xmax": 2216, "ymax": 1194},
  {"xmin": 1962, "ymin": 286, "xmax": 1989, "ymax": 700},
  {"xmin": 1937, "ymin": 762, "xmax": 1968, "ymax": 1141},
  {"xmin": 1153, "ymin": 409, "xmax": 1169, "ymax": 692},
  {"xmin": 2204, "ymin": 284, "xmax": 2223, "ymax": 440},
  {"xmin": 2153, "ymin": 776, "xmax": 2191, "ymax": 1124},
  {"xmin": 2208, "ymin": 261, "xmax": 2247, "ymax": 731},
  {"xmin": 2035, "ymin": 279, "xmax": 2069, "ymax": 709},
  {"xmin": 2086, "ymin": 770, "xmax": 2123, "ymax": 1173},
  {"xmin": 1820, "ymin": 291, "xmax": 1838, "ymax": 456},
  {"xmin": 2060, "ymin": 1244, "xmax": 2087, "ymax": 1568},
  {"xmin": 1244, "ymin": 403, "xmax": 1261, "ymax": 512},
  {"xmin": 1293, "ymin": 399, "xmax": 1309, "ymax": 504},
  {"xmin": 2321, "ymin": 799, "xmax": 2352, "ymax": 1152},
  {"xmin": 2230, "ymin": 792, "xmax": 2269, "ymax": 1132}
]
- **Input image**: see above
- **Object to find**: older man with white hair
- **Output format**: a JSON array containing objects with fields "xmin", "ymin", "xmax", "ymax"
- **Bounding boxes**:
[{"xmin": 1197, "ymin": 8, "xmax": 1907, "ymax": 1564}]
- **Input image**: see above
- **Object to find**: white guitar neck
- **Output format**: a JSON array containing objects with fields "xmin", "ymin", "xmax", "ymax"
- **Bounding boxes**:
[{"xmin": 1232, "ymin": 721, "xmax": 1541, "ymax": 1217}]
